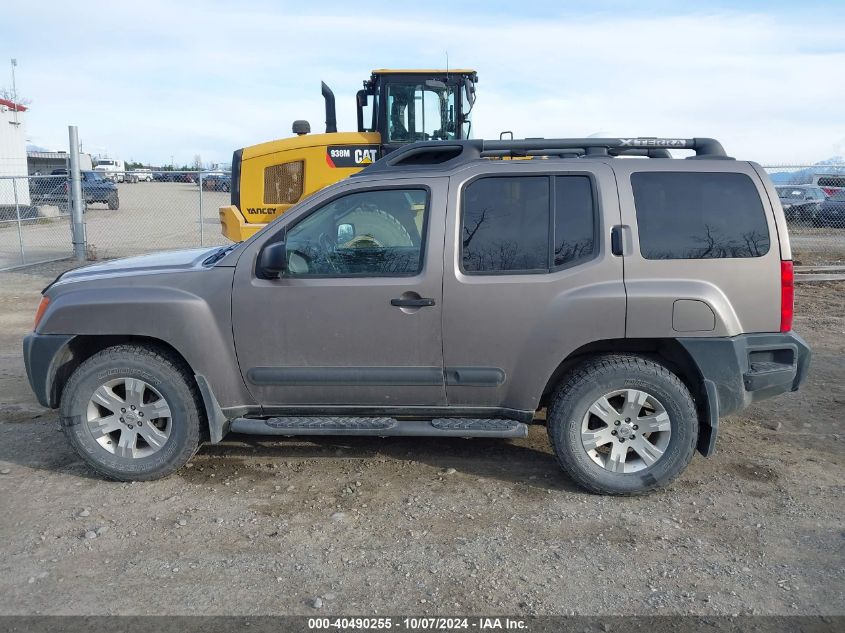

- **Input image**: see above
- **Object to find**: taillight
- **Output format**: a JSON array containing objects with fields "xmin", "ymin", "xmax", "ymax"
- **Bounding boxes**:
[
  {"xmin": 780, "ymin": 261, "xmax": 794, "ymax": 332},
  {"xmin": 33, "ymin": 296, "xmax": 50, "ymax": 330}
]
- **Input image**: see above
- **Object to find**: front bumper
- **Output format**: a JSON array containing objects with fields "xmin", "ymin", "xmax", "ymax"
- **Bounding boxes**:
[{"xmin": 22, "ymin": 333, "xmax": 74, "ymax": 408}]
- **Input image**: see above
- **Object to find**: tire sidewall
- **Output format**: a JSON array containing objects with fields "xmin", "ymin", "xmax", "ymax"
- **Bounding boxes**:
[
  {"xmin": 61, "ymin": 355, "xmax": 196, "ymax": 479},
  {"xmin": 552, "ymin": 362, "xmax": 697, "ymax": 494}
]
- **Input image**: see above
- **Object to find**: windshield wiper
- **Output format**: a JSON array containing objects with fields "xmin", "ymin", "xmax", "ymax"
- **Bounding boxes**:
[{"xmin": 203, "ymin": 243, "xmax": 239, "ymax": 266}]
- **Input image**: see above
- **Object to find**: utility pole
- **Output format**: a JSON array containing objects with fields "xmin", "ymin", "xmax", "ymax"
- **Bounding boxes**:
[
  {"xmin": 68, "ymin": 126, "xmax": 87, "ymax": 261},
  {"xmin": 10, "ymin": 58, "xmax": 20, "ymax": 126}
]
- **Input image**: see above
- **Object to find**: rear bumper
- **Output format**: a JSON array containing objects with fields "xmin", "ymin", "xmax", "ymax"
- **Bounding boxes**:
[
  {"xmin": 679, "ymin": 332, "xmax": 810, "ymax": 455},
  {"xmin": 680, "ymin": 332, "xmax": 810, "ymax": 417},
  {"xmin": 22, "ymin": 333, "xmax": 74, "ymax": 408}
]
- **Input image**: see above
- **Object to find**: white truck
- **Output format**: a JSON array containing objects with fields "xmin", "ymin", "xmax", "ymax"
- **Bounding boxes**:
[
  {"xmin": 130, "ymin": 168, "xmax": 153, "ymax": 182},
  {"xmin": 93, "ymin": 158, "xmax": 126, "ymax": 183}
]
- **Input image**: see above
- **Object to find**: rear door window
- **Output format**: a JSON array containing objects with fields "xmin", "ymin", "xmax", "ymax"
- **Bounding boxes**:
[
  {"xmin": 631, "ymin": 172, "xmax": 770, "ymax": 259},
  {"xmin": 461, "ymin": 177, "xmax": 550, "ymax": 273},
  {"xmin": 554, "ymin": 176, "xmax": 595, "ymax": 268}
]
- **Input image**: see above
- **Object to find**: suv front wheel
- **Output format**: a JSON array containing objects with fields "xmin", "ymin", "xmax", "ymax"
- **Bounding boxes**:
[
  {"xmin": 60, "ymin": 344, "xmax": 201, "ymax": 481},
  {"xmin": 547, "ymin": 354, "xmax": 698, "ymax": 495}
]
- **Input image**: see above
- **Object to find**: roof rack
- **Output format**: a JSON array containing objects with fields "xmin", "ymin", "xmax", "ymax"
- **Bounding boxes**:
[{"xmin": 355, "ymin": 137, "xmax": 731, "ymax": 176}]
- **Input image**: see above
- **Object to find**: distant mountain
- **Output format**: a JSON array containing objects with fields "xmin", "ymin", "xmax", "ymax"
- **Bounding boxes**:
[{"xmin": 767, "ymin": 157, "xmax": 845, "ymax": 184}]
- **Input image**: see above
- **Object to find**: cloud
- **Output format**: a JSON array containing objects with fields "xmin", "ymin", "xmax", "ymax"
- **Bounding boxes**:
[{"xmin": 2, "ymin": 1, "xmax": 843, "ymax": 165}]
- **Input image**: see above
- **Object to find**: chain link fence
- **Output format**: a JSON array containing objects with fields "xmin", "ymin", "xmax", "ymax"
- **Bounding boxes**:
[
  {"xmin": 0, "ymin": 174, "xmax": 73, "ymax": 269},
  {"xmin": 1, "ymin": 164, "xmax": 843, "ymax": 271},
  {"xmin": 0, "ymin": 171, "xmax": 229, "ymax": 270},
  {"xmin": 762, "ymin": 165, "xmax": 845, "ymax": 266}
]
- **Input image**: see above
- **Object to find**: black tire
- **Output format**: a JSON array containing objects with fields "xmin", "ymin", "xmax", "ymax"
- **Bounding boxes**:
[
  {"xmin": 59, "ymin": 344, "xmax": 202, "ymax": 481},
  {"xmin": 107, "ymin": 193, "xmax": 119, "ymax": 210},
  {"xmin": 547, "ymin": 354, "xmax": 698, "ymax": 495}
]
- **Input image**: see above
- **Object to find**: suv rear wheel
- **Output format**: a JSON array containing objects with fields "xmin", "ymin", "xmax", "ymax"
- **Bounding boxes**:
[
  {"xmin": 59, "ymin": 344, "xmax": 201, "ymax": 481},
  {"xmin": 547, "ymin": 354, "xmax": 698, "ymax": 495}
]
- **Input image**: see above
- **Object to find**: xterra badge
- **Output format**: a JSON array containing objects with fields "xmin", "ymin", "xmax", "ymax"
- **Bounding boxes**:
[{"xmin": 326, "ymin": 145, "xmax": 380, "ymax": 168}]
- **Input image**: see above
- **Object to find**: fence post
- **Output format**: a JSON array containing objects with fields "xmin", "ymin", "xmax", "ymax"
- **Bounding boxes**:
[
  {"xmin": 12, "ymin": 177, "xmax": 25, "ymax": 264},
  {"xmin": 68, "ymin": 126, "xmax": 86, "ymax": 261},
  {"xmin": 198, "ymin": 172, "xmax": 204, "ymax": 246}
]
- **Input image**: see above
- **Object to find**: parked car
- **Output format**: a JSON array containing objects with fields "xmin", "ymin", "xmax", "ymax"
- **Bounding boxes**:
[
  {"xmin": 817, "ymin": 189, "xmax": 845, "ymax": 227},
  {"xmin": 23, "ymin": 137, "xmax": 809, "ymax": 495},
  {"xmin": 775, "ymin": 185, "xmax": 826, "ymax": 225},
  {"xmin": 201, "ymin": 173, "xmax": 231, "ymax": 192},
  {"xmin": 810, "ymin": 174, "xmax": 845, "ymax": 198},
  {"xmin": 131, "ymin": 168, "xmax": 154, "ymax": 182},
  {"xmin": 29, "ymin": 170, "xmax": 119, "ymax": 210}
]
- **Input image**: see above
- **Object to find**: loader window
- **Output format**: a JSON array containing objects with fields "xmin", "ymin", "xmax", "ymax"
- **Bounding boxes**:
[
  {"xmin": 387, "ymin": 83, "xmax": 457, "ymax": 143},
  {"xmin": 284, "ymin": 188, "xmax": 428, "ymax": 277}
]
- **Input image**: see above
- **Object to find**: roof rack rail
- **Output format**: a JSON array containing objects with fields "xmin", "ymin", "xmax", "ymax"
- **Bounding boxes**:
[{"xmin": 355, "ymin": 137, "xmax": 731, "ymax": 176}]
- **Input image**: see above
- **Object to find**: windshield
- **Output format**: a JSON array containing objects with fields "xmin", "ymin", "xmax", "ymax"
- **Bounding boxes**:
[
  {"xmin": 96, "ymin": 161, "xmax": 115, "ymax": 167},
  {"xmin": 86, "ymin": 171, "xmax": 105, "ymax": 181},
  {"xmin": 831, "ymin": 190, "xmax": 845, "ymax": 201},
  {"xmin": 386, "ymin": 83, "xmax": 458, "ymax": 143}
]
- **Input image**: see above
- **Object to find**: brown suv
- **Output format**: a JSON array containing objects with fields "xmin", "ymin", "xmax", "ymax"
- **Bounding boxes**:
[{"xmin": 23, "ymin": 137, "xmax": 810, "ymax": 494}]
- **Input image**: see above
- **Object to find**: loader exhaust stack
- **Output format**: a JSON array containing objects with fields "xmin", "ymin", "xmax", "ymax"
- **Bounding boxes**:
[{"xmin": 321, "ymin": 81, "xmax": 337, "ymax": 134}]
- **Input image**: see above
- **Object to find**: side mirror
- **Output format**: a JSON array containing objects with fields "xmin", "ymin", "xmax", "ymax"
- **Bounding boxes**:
[
  {"xmin": 337, "ymin": 223, "xmax": 355, "ymax": 243},
  {"xmin": 425, "ymin": 79, "xmax": 447, "ymax": 90},
  {"xmin": 258, "ymin": 241, "xmax": 287, "ymax": 278}
]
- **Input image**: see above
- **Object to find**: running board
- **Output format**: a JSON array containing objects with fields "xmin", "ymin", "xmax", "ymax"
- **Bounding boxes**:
[{"xmin": 229, "ymin": 416, "xmax": 528, "ymax": 438}]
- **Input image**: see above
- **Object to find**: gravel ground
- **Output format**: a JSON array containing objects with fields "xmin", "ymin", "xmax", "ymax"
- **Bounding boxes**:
[{"xmin": 0, "ymin": 260, "xmax": 842, "ymax": 616}]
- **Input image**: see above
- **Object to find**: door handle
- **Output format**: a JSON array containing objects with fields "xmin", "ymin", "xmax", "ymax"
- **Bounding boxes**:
[
  {"xmin": 390, "ymin": 297, "xmax": 436, "ymax": 308},
  {"xmin": 611, "ymin": 225, "xmax": 625, "ymax": 256}
]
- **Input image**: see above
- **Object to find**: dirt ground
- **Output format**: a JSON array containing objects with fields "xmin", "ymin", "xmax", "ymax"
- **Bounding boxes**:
[{"xmin": 0, "ymin": 260, "xmax": 842, "ymax": 616}]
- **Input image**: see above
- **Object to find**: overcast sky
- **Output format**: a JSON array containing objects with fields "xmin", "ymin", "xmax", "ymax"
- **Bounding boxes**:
[{"xmin": 2, "ymin": 0, "xmax": 843, "ymax": 166}]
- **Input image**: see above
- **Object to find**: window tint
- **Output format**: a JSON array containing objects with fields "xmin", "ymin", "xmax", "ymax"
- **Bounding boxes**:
[
  {"xmin": 284, "ymin": 189, "xmax": 427, "ymax": 277},
  {"xmin": 462, "ymin": 177, "xmax": 550, "ymax": 273},
  {"xmin": 554, "ymin": 176, "xmax": 595, "ymax": 267},
  {"xmin": 632, "ymin": 172, "xmax": 770, "ymax": 259}
]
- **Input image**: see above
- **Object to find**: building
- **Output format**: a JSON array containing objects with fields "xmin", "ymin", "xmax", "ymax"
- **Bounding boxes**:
[
  {"xmin": 0, "ymin": 97, "xmax": 29, "ymax": 206},
  {"xmin": 27, "ymin": 150, "xmax": 93, "ymax": 175}
]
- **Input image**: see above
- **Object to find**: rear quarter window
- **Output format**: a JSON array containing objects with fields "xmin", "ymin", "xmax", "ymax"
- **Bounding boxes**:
[{"xmin": 631, "ymin": 172, "xmax": 770, "ymax": 259}]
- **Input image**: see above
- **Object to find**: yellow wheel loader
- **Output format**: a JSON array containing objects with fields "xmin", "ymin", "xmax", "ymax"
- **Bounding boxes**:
[{"xmin": 219, "ymin": 69, "xmax": 478, "ymax": 241}]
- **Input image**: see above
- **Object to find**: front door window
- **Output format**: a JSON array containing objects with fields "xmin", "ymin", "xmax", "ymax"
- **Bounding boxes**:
[{"xmin": 285, "ymin": 189, "xmax": 429, "ymax": 277}]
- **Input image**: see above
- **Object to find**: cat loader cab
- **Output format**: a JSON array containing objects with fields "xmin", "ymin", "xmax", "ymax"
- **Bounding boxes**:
[{"xmin": 219, "ymin": 69, "xmax": 478, "ymax": 241}]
